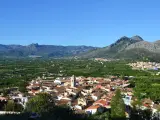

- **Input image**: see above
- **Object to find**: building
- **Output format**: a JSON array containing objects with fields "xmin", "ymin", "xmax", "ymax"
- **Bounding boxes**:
[
  {"xmin": 71, "ymin": 75, "xmax": 76, "ymax": 87},
  {"xmin": 78, "ymin": 97, "xmax": 87, "ymax": 106},
  {"xmin": 85, "ymin": 105, "xmax": 101, "ymax": 114}
]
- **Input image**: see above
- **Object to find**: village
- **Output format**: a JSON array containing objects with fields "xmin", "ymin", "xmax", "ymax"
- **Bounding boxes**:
[
  {"xmin": 1, "ymin": 74, "xmax": 159, "ymax": 118},
  {"xmin": 128, "ymin": 62, "xmax": 160, "ymax": 70}
]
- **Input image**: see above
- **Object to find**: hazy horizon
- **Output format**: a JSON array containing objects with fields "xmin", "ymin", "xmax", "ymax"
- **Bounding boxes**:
[{"xmin": 0, "ymin": 35, "xmax": 159, "ymax": 47}]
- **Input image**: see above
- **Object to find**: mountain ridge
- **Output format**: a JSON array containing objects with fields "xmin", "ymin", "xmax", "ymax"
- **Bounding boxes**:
[
  {"xmin": 80, "ymin": 35, "xmax": 160, "ymax": 61},
  {"xmin": 0, "ymin": 36, "xmax": 160, "ymax": 61},
  {"xmin": 0, "ymin": 44, "xmax": 98, "ymax": 58}
]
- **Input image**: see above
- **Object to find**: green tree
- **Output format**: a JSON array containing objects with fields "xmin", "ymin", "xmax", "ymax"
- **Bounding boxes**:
[
  {"xmin": 14, "ymin": 104, "xmax": 24, "ymax": 112},
  {"xmin": 111, "ymin": 89, "xmax": 126, "ymax": 120},
  {"xmin": 131, "ymin": 99, "xmax": 142, "ymax": 109},
  {"xmin": 149, "ymin": 86, "xmax": 160, "ymax": 102},
  {"xmin": 19, "ymin": 81, "xmax": 27, "ymax": 93},
  {"xmin": 134, "ymin": 78, "xmax": 151, "ymax": 99},
  {"xmin": 2, "ymin": 89, "xmax": 9, "ymax": 97},
  {"xmin": 89, "ymin": 112, "xmax": 110, "ymax": 120},
  {"xmin": 5, "ymin": 100, "xmax": 15, "ymax": 111},
  {"xmin": 25, "ymin": 93, "xmax": 55, "ymax": 115},
  {"xmin": 130, "ymin": 109, "xmax": 152, "ymax": 120}
]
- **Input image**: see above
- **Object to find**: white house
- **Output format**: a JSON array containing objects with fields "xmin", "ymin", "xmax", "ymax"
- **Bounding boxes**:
[
  {"xmin": 85, "ymin": 105, "xmax": 100, "ymax": 114},
  {"xmin": 123, "ymin": 95, "xmax": 132, "ymax": 106},
  {"xmin": 54, "ymin": 80, "xmax": 61, "ymax": 85}
]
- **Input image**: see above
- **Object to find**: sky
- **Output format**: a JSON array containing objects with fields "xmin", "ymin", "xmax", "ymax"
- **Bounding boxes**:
[{"xmin": 1, "ymin": 0, "xmax": 160, "ymax": 47}]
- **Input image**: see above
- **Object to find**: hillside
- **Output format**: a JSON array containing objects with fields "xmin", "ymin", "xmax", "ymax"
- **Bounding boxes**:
[
  {"xmin": 0, "ymin": 44, "xmax": 97, "ymax": 58},
  {"xmin": 80, "ymin": 35, "xmax": 160, "ymax": 61}
]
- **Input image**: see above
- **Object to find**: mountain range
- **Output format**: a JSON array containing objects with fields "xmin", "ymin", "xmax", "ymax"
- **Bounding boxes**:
[
  {"xmin": 1, "ymin": 36, "xmax": 160, "ymax": 61},
  {"xmin": 80, "ymin": 35, "xmax": 160, "ymax": 61},
  {"xmin": 0, "ymin": 44, "xmax": 97, "ymax": 58}
]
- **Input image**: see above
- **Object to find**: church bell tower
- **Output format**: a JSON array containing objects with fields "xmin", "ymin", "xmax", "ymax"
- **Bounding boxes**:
[{"xmin": 71, "ymin": 75, "xmax": 76, "ymax": 87}]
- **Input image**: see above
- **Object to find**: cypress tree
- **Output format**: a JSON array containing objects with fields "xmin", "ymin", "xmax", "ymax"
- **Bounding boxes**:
[{"xmin": 111, "ymin": 89, "xmax": 126, "ymax": 120}]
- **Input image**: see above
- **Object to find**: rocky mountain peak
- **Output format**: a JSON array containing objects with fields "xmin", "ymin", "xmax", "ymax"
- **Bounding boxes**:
[
  {"xmin": 119, "ymin": 36, "xmax": 129, "ymax": 39},
  {"xmin": 131, "ymin": 35, "xmax": 144, "ymax": 41},
  {"xmin": 28, "ymin": 43, "xmax": 39, "ymax": 47}
]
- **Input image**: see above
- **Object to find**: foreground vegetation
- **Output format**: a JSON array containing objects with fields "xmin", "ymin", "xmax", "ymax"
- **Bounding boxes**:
[{"xmin": 0, "ymin": 92, "xmax": 157, "ymax": 120}]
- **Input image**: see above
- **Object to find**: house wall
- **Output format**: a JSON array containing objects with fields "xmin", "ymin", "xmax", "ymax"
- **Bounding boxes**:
[
  {"xmin": 85, "ymin": 109, "xmax": 97, "ymax": 114},
  {"xmin": 0, "ymin": 111, "xmax": 20, "ymax": 115}
]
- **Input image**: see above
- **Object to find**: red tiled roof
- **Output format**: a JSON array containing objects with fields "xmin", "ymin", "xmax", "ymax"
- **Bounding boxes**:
[
  {"xmin": 31, "ymin": 84, "xmax": 40, "ymax": 87},
  {"xmin": 54, "ymin": 86, "xmax": 66, "ymax": 93},
  {"xmin": 31, "ymin": 90, "xmax": 40, "ymax": 93},
  {"xmin": 93, "ymin": 99, "xmax": 106, "ymax": 106},
  {"xmin": 86, "ymin": 105, "xmax": 100, "ymax": 110},
  {"xmin": 153, "ymin": 104, "xmax": 160, "ymax": 109},
  {"xmin": 61, "ymin": 80, "xmax": 71, "ymax": 83},
  {"xmin": 96, "ymin": 79, "xmax": 104, "ymax": 83},
  {"xmin": 71, "ymin": 99, "xmax": 78, "ymax": 106},
  {"xmin": 143, "ymin": 98, "xmax": 153, "ymax": 104},
  {"xmin": 0, "ymin": 97, "xmax": 7, "ymax": 100}
]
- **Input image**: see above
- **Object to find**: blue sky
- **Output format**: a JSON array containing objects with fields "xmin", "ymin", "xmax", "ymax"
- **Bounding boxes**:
[{"xmin": 0, "ymin": 0, "xmax": 160, "ymax": 47}]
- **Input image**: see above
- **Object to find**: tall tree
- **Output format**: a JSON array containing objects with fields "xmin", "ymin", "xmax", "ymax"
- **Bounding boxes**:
[
  {"xmin": 19, "ymin": 81, "xmax": 28, "ymax": 93},
  {"xmin": 5, "ymin": 100, "xmax": 15, "ymax": 111},
  {"xmin": 111, "ymin": 89, "xmax": 126, "ymax": 120},
  {"xmin": 25, "ymin": 93, "xmax": 55, "ymax": 115}
]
